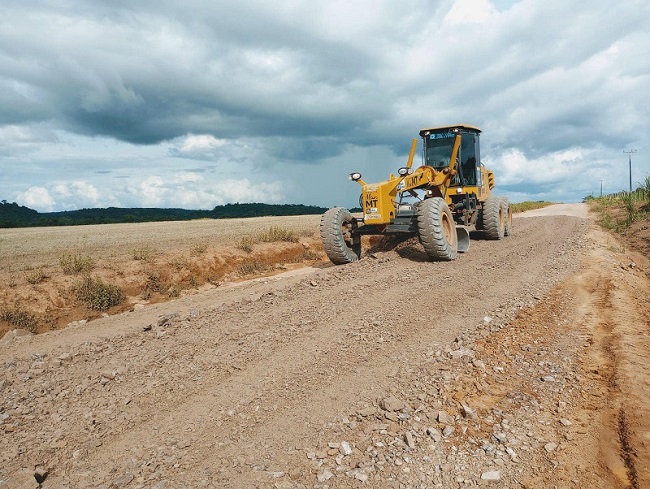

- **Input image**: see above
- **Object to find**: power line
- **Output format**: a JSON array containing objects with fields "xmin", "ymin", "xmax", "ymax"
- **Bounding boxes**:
[{"xmin": 623, "ymin": 149, "xmax": 637, "ymax": 192}]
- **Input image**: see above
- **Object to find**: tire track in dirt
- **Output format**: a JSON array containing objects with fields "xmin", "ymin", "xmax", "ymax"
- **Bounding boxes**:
[{"xmin": 563, "ymin": 225, "xmax": 650, "ymax": 489}]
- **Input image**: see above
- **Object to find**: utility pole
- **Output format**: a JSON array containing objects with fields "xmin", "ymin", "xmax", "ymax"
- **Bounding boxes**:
[
  {"xmin": 624, "ymin": 149, "xmax": 637, "ymax": 192},
  {"xmin": 599, "ymin": 179, "xmax": 604, "ymax": 197}
]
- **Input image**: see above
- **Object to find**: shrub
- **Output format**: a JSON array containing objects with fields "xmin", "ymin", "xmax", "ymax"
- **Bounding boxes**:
[
  {"xmin": 0, "ymin": 306, "xmax": 38, "ymax": 332},
  {"xmin": 75, "ymin": 276, "xmax": 124, "ymax": 311},
  {"xmin": 190, "ymin": 240, "xmax": 209, "ymax": 256},
  {"xmin": 59, "ymin": 253, "xmax": 95, "ymax": 274},
  {"xmin": 641, "ymin": 175, "xmax": 650, "ymax": 205},
  {"xmin": 25, "ymin": 267, "xmax": 48, "ymax": 284},
  {"xmin": 237, "ymin": 236, "xmax": 255, "ymax": 253},
  {"xmin": 238, "ymin": 258, "xmax": 269, "ymax": 276}
]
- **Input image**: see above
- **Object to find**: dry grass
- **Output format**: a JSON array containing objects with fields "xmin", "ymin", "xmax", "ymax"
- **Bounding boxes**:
[{"xmin": 59, "ymin": 253, "xmax": 95, "ymax": 274}]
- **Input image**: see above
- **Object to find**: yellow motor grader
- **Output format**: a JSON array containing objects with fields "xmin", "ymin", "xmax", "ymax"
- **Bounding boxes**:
[{"xmin": 320, "ymin": 124, "xmax": 512, "ymax": 264}]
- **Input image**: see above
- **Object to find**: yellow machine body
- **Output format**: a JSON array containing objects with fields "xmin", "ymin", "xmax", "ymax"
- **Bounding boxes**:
[{"xmin": 355, "ymin": 124, "xmax": 495, "ymax": 227}]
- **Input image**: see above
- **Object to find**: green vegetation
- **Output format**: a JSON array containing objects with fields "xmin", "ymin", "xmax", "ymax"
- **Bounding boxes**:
[
  {"xmin": 510, "ymin": 201, "xmax": 554, "ymax": 213},
  {"xmin": 74, "ymin": 276, "xmax": 125, "ymax": 311},
  {"xmin": 0, "ymin": 305, "xmax": 38, "ymax": 332},
  {"xmin": 585, "ymin": 180, "xmax": 649, "ymax": 233},
  {"xmin": 0, "ymin": 201, "xmax": 328, "ymax": 228},
  {"xmin": 59, "ymin": 253, "xmax": 95, "ymax": 274}
]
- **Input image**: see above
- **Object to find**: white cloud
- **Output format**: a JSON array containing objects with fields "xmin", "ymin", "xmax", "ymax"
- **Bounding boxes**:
[
  {"xmin": 445, "ymin": 0, "xmax": 497, "ymax": 25},
  {"xmin": 490, "ymin": 147, "xmax": 585, "ymax": 186},
  {"xmin": 17, "ymin": 186, "xmax": 55, "ymax": 211},
  {"xmin": 178, "ymin": 134, "xmax": 227, "ymax": 153}
]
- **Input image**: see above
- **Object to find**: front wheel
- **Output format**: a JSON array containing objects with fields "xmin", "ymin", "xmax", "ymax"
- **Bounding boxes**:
[
  {"xmin": 482, "ymin": 196, "xmax": 505, "ymax": 240},
  {"xmin": 320, "ymin": 207, "xmax": 361, "ymax": 265},
  {"xmin": 417, "ymin": 197, "xmax": 458, "ymax": 261},
  {"xmin": 500, "ymin": 197, "xmax": 513, "ymax": 236}
]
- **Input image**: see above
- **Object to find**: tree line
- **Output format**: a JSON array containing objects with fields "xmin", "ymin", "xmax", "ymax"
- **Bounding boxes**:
[{"xmin": 0, "ymin": 201, "xmax": 328, "ymax": 228}]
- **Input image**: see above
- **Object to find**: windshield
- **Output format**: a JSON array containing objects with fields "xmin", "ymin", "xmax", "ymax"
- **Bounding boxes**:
[{"xmin": 424, "ymin": 133, "xmax": 455, "ymax": 169}]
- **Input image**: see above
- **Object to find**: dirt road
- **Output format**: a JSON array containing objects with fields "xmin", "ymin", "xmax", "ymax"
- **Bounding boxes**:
[{"xmin": 1, "ymin": 205, "xmax": 649, "ymax": 488}]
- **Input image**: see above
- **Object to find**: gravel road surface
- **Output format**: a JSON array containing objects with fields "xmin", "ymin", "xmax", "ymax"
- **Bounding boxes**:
[{"xmin": 2, "ymin": 204, "xmax": 648, "ymax": 488}]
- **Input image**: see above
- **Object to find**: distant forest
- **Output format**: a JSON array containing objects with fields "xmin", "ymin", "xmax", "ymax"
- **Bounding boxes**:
[{"xmin": 0, "ymin": 200, "xmax": 329, "ymax": 228}]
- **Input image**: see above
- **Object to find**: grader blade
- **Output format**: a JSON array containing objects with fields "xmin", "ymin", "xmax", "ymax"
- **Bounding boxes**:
[{"xmin": 456, "ymin": 226, "xmax": 470, "ymax": 253}]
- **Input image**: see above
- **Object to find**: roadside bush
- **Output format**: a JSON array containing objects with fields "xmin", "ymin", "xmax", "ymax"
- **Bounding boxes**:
[
  {"xmin": 25, "ymin": 267, "xmax": 48, "ymax": 284},
  {"xmin": 237, "ymin": 236, "xmax": 255, "ymax": 253},
  {"xmin": 75, "ymin": 276, "xmax": 124, "ymax": 311},
  {"xmin": 142, "ymin": 269, "xmax": 166, "ymax": 299},
  {"xmin": 59, "ymin": 253, "xmax": 95, "ymax": 274},
  {"xmin": 0, "ymin": 306, "xmax": 38, "ymax": 332},
  {"xmin": 641, "ymin": 175, "xmax": 650, "ymax": 206},
  {"xmin": 238, "ymin": 257, "xmax": 270, "ymax": 276}
]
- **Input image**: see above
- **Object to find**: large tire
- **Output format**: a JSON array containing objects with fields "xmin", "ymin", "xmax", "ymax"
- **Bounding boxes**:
[
  {"xmin": 482, "ymin": 196, "xmax": 505, "ymax": 240},
  {"xmin": 500, "ymin": 197, "xmax": 513, "ymax": 236},
  {"xmin": 417, "ymin": 197, "xmax": 458, "ymax": 261},
  {"xmin": 320, "ymin": 207, "xmax": 361, "ymax": 265}
]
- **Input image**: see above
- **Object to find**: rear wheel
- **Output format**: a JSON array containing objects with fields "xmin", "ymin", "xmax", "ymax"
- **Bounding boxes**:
[
  {"xmin": 320, "ymin": 207, "xmax": 361, "ymax": 264},
  {"xmin": 417, "ymin": 197, "xmax": 458, "ymax": 261},
  {"xmin": 500, "ymin": 197, "xmax": 513, "ymax": 236},
  {"xmin": 482, "ymin": 197, "xmax": 505, "ymax": 240}
]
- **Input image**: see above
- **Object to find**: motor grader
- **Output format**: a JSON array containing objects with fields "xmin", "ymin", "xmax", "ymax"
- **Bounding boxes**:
[{"xmin": 320, "ymin": 124, "xmax": 512, "ymax": 264}]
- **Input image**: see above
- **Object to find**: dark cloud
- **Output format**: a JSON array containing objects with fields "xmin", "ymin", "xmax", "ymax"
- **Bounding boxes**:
[{"xmin": 0, "ymin": 0, "xmax": 649, "ymax": 210}]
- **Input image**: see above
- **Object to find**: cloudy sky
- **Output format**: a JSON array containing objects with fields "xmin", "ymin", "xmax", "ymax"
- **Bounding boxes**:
[{"xmin": 1, "ymin": 0, "xmax": 649, "ymax": 212}]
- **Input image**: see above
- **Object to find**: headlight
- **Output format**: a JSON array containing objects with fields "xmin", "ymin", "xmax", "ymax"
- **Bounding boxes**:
[
  {"xmin": 397, "ymin": 167, "xmax": 413, "ymax": 176},
  {"xmin": 349, "ymin": 172, "xmax": 362, "ymax": 181}
]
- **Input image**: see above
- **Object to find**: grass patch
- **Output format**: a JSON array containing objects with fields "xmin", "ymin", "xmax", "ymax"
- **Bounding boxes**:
[
  {"xmin": 0, "ymin": 305, "xmax": 38, "ymax": 332},
  {"xmin": 59, "ymin": 253, "xmax": 95, "ymax": 274},
  {"xmin": 75, "ymin": 276, "xmax": 125, "ymax": 311},
  {"xmin": 25, "ymin": 267, "xmax": 48, "ymax": 284},
  {"xmin": 236, "ymin": 226, "xmax": 299, "ymax": 252},
  {"xmin": 238, "ymin": 257, "xmax": 270, "ymax": 276},
  {"xmin": 260, "ymin": 226, "xmax": 299, "ymax": 243},
  {"xmin": 132, "ymin": 246, "xmax": 156, "ymax": 261},
  {"xmin": 587, "ymin": 187, "xmax": 648, "ymax": 233},
  {"xmin": 511, "ymin": 201, "xmax": 554, "ymax": 213}
]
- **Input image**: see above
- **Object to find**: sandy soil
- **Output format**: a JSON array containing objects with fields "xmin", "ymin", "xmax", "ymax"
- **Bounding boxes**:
[{"xmin": 1, "ymin": 205, "xmax": 649, "ymax": 488}]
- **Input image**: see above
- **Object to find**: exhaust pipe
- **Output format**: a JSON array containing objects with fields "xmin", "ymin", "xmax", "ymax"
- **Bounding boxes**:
[{"xmin": 456, "ymin": 226, "xmax": 470, "ymax": 253}]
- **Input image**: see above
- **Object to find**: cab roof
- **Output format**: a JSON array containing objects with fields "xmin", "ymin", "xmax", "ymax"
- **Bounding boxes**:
[{"xmin": 419, "ymin": 124, "xmax": 482, "ymax": 137}]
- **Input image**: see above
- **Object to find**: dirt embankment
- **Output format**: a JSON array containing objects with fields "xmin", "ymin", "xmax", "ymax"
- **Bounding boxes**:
[{"xmin": 1, "ymin": 204, "xmax": 649, "ymax": 488}]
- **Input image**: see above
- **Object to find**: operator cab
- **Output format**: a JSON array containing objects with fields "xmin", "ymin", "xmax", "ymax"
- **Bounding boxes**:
[{"xmin": 419, "ymin": 124, "xmax": 482, "ymax": 187}]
